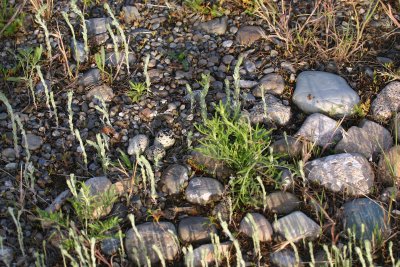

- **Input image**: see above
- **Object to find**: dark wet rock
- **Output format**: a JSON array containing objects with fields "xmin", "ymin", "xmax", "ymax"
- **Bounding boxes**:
[
  {"xmin": 295, "ymin": 113, "xmax": 343, "ymax": 147},
  {"xmin": 270, "ymin": 249, "xmax": 303, "ymax": 267},
  {"xmin": 378, "ymin": 145, "xmax": 400, "ymax": 185},
  {"xmin": 342, "ymin": 198, "xmax": 390, "ymax": 241},
  {"xmin": 178, "ymin": 216, "xmax": 217, "ymax": 244},
  {"xmin": 306, "ymin": 153, "xmax": 374, "ymax": 196},
  {"xmin": 161, "ymin": 164, "xmax": 189, "ymax": 195},
  {"xmin": 239, "ymin": 213, "xmax": 273, "ymax": 242},
  {"xmin": 22, "ymin": 133, "xmax": 43, "ymax": 151},
  {"xmin": 185, "ymin": 242, "xmax": 232, "ymax": 267},
  {"xmin": 78, "ymin": 69, "xmax": 101, "ymax": 87},
  {"xmin": 371, "ymin": 81, "xmax": 400, "ymax": 120},
  {"xmin": 188, "ymin": 149, "xmax": 234, "ymax": 179},
  {"xmin": 236, "ymin": 26, "xmax": 265, "ymax": 45},
  {"xmin": 253, "ymin": 73, "xmax": 285, "ymax": 96},
  {"xmin": 101, "ymin": 238, "xmax": 121, "ymax": 256},
  {"xmin": 86, "ymin": 84, "xmax": 114, "ymax": 101},
  {"xmin": 273, "ymin": 211, "xmax": 321, "ymax": 242},
  {"xmin": 185, "ymin": 177, "xmax": 224, "ymax": 205},
  {"xmin": 125, "ymin": 222, "xmax": 179, "ymax": 264},
  {"xmin": 127, "ymin": 134, "xmax": 149, "ymax": 156},
  {"xmin": 271, "ymin": 136, "xmax": 304, "ymax": 158},
  {"xmin": 196, "ymin": 16, "xmax": 228, "ymax": 35},
  {"xmin": 266, "ymin": 191, "xmax": 300, "ymax": 215},
  {"xmin": 293, "ymin": 71, "xmax": 359, "ymax": 116}
]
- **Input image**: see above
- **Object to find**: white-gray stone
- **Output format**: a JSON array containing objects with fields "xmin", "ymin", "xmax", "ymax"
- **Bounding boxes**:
[
  {"xmin": 161, "ymin": 164, "xmax": 189, "ymax": 195},
  {"xmin": 371, "ymin": 81, "xmax": 400, "ymax": 120},
  {"xmin": 78, "ymin": 69, "xmax": 101, "ymax": 87},
  {"xmin": 253, "ymin": 73, "xmax": 285, "ymax": 97},
  {"xmin": 247, "ymin": 95, "xmax": 291, "ymax": 126},
  {"xmin": 293, "ymin": 71, "xmax": 360, "ymax": 116},
  {"xmin": 0, "ymin": 246, "xmax": 14, "ymax": 266},
  {"xmin": 86, "ymin": 18, "xmax": 110, "ymax": 36},
  {"xmin": 306, "ymin": 153, "xmax": 374, "ymax": 196},
  {"xmin": 196, "ymin": 16, "xmax": 228, "ymax": 35},
  {"xmin": 154, "ymin": 129, "xmax": 175, "ymax": 149},
  {"xmin": 272, "ymin": 211, "xmax": 321, "ymax": 242},
  {"xmin": 83, "ymin": 176, "xmax": 114, "ymax": 219},
  {"xmin": 295, "ymin": 113, "xmax": 343, "ymax": 147},
  {"xmin": 185, "ymin": 177, "xmax": 224, "ymax": 205},
  {"xmin": 239, "ymin": 213, "xmax": 273, "ymax": 242},
  {"xmin": 266, "ymin": 191, "xmax": 300, "ymax": 215},
  {"xmin": 270, "ymin": 249, "xmax": 303, "ymax": 267},
  {"xmin": 125, "ymin": 222, "xmax": 179, "ymax": 264},
  {"xmin": 86, "ymin": 84, "xmax": 114, "ymax": 101},
  {"xmin": 23, "ymin": 133, "xmax": 43, "ymax": 151},
  {"xmin": 127, "ymin": 134, "xmax": 149, "ymax": 156},
  {"xmin": 71, "ymin": 41, "xmax": 87, "ymax": 63}
]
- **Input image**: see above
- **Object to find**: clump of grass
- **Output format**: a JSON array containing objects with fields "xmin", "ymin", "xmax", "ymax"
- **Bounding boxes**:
[
  {"xmin": 184, "ymin": 0, "xmax": 226, "ymax": 18},
  {"xmin": 0, "ymin": 0, "xmax": 25, "ymax": 37},
  {"xmin": 195, "ymin": 101, "xmax": 291, "ymax": 209},
  {"xmin": 128, "ymin": 81, "xmax": 147, "ymax": 103}
]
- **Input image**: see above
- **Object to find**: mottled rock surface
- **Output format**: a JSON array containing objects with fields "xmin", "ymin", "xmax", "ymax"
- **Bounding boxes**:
[
  {"xmin": 185, "ymin": 177, "xmax": 224, "ymax": 205},
  {"xmin": 236, "ymin": 26, "xmax": 265, "ymax": 45},
  {"xmin": 371, "ymin": 81, "xmax": 400, "ymax": 120}
]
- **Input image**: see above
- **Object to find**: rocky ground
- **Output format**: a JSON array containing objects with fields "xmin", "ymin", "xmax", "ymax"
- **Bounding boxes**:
[{"xmin": 0, "ymin": 0, "xmax": 400, "ymax": 266}]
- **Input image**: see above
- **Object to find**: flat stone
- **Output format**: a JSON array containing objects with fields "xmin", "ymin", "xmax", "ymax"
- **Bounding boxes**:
[
  {"xmin": 154, "ymin": 129, "xmax": 175, "ymax": 149},
  {"xmin": 295, "ymin": 113, "xmax": 343, "ymax": 147},
  {"xmin": 306, "ymin": 153, "xmax": 374, "ymax": 196},
  {"xmin": 196, "ymin": 16, "xmax": 228, "ymax": 35},
  {"xmin": 86, "ymin": 84, "xmax": 114, "ymax": 101},
  {"xmin": 271, "ymin": 136, "xmax": 304, "ymax": 158},
  {"xmin": 161, "ymin": 164, "xmax": 189, "ymax": 195},
  {"xmin": 122, "ymin": 6, "xmax": 142, "ymax": 23},
  {"xmin": 247, "ymin": 95, "xmax": 291, "ymax": 126},
  {"xmin": 86, "ymin": 18, "xmax": 110, "ymax": 36},
  {"xmin": 371, "ymin": 81, "xmax": 400, "ymax": 120},
  {"xmin": 378, "ymin": 145, "xmax": 400, "ymax": 185},
  {"xmin": 185, "ymin": 177, "xmax": 224, "ymax": 205},
  {"xmin": 127, "ymin": 134, "xmax": 149, "ymax": 156},
  {"xmin": 239, "ymin": 80, "xmax": 258, "ymax": 89},
  {"xmin": 253, "ymin": 73, "xmax": 285, "ymax": 96},
  {"xmin": 185, "ymin": 242, "xmax": 232, "ymax": 267},
  {"xmin": 272, "ymin": 211, "xmax": 321, "ymax": 242},
  {"xmin": 125, "ymin": 222, "xmax": 179, "ymax": 264},
  {"xmin": 293, "ymin": 71, "xmax": 360, "ymax": 116},
  {"xmin": 236, "ymin": 26, "xmax": 265, "ymax": 46},
  {"xmin": 78, "ymin": 69, "xmax": 101, "ymax": 87},
  {"xmin": 178, "ymin": 216, "xmax": 217, "ymax": 244},
  {"xmin": 22, "ymin": 133, "xmax": 43, "ymax": 151},
  {"xmin": 188, "ymin": 148, "xmax": 233, "ymax": 179},
  {"xmin": 266, "ymin": 191, "xmax": 300, "ymax": 215},
  {"xmin": 239, "ymin": 213, "xmax": 273, "ymax": 242},
  {"xmin": 270, "ymin": 249, "xmax": 303, "ymax": 267},
  {"xmin": 342, "ymin": 198, "xmax": 389, "ymax": 241},
  {"xmin": 83, "ymin": 176, "xmax": 114, "ymax": 219}
]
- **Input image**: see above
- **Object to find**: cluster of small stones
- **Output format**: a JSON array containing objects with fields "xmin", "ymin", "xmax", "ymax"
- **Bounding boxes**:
[{"xmin": 0, "ymin": 1, "xmax": 399, "ymax": 266}]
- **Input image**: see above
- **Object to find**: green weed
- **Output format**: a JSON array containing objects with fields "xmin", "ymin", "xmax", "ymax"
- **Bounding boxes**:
[
  {"xmin": 128, "ymin": 81, "xmax": 147, "ymax": 103},
  {"xmin": 0, "ymin": 0, "xmax": 25, "ymax": 37},
  {"xmin": 184, "ymin": 0, "xmax": 225, "ymax": 18}
]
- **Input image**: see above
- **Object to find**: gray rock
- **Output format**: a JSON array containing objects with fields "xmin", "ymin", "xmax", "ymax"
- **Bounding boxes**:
[
  {"xmin": 154, "ymin": 129, "xmax": 175, "ymax": 149},
  {"xmin": 22, "ymin": 133, "xmax": 43, "ymax": 151},
  {"xmin": 371, "ymin": 81, "xmax": 400, "ymax": 120},
  {"xmin": 178, "ymin": 216, "xmax": 217, "ymax": 244},
  {"xmin": 86, "ymin": 84, "xmax": 114, "ymax": 101},
  {"xmin": 272, "ymin": 211, "xmax": 321, "ymax": 242},
  {"xmin": 127, "ymin": 134, "xmax": 149, "ymax": 156},
  {"xmin": 211, "ymin": 201, "xmax": 230, "ymax": 222},
  {"xmin": 83, "ymin": 176, "xmax": 114, "ymax": 219},
  {"xmin": 0, "ymin": 246, "xmax": 14, "ymax": 266},
  {"xmin": 144, "ymin": 144, "xmax": 166, "ymax": 162},
  {"xmin": 2, "ymin": 147, "xmax": 16, "ymax": 161},
  {"xmin": 222, "ymin": 55, "xmax": 234, "ymax": 65},
  {"xmin": 196, "ymin": 16, "xmax": 228, "ymax": 35},
  {"xmin": 266, "ymin": 191, "xmax": 300, "ymax": 215},
  {"xmin": 78, "ymin": 69, "xmax": 101, "ymax": 87},
  {"xmin": 185, "ymin": 177, "xmax": 224, "ymax": 205},
  {"xmin": 86, "ymin": 18, "xmax": 110, "ymax": 36},
  {"xmin": 295, "ymin": 113, "xmax": 343, "ymax": 147},
  {"xmin": 239, "ymin": 80, "xmax": 258, "ymax": 89},
  {"xmin": 239, "ymin": 213, "xmax": 273, "ymax": 242},
  {"xmin": 189, "ymin": 149, "xmax": 233, "ymax": 179},
  {"xmin": 101, "ymin": 238, "xmax": 121, "ymax": 256},
  {"xmin": 185, "ymin": 242, "xmax": 232, "ymax": 267},
  {"xmin": 359, "ymin": 120, "xmax": 393, "ymax": 153},
  {"xmin": 161, "ymin": 164, "xmax": 189, "ymax": 195},
  {"xmin": 293, "ymin": 71, "xmax": 360, "ymax": 116},
  {"xmin": 122, "ymin": 6, "xmax": 141, "ymax": 23},
  {"xmin": 105, "ymin": 52, "xmax": 136, "ymax": 67},
  {"xmin": 253, "ymin": 73, "xmax": 285, "ymax": 96},
  {"xmin": 270, "ymin": 249, "xmax": 303, "ymax": 267},
  {"xmin": 342, "ymin": 198, "xmax": 390, "ymax": 241},
  {"xmin": 71, "ymin": 41, "xmax": 87, "ymax": 63},
  {"xmin": 125, "ymin": 222, "xmax": 179, "ymax": 264},
  {"xmin": 392, "ymin": 113, "xmax": 400, "ymax": 137},
  {"xmin": 271, "ymin": 136, "xmax": 304, "ymax": 158},
  {"xmin": 306, "ymin": 153, "xmax": 374, "ymax": 196},
  {"xmin": 236, "ymin": 26, "xmax": 265, "ymax": 45},
  {"xmin": 244, "ymin": 60, "xmax": 256, "ymax": 73},
  {"xmin": 247, "ymin": 95, "xmax": 291, "ymax": 126},
  {"xmin": 378, "ymin": 145, "xmax": 400, "ymax": 185},
  {"xmin": 381, "ymin": 187, "xmax": 399, "ymax": 202},
  {"xmin": 89, "ymin": 32, "xmax": 109, "ymax": 46}
]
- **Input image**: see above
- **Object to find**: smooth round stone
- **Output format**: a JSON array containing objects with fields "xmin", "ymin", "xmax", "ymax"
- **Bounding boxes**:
[
  {"xmin": 144, "ymin": 144, "xmax": 166, "ymax": 162},
  {"xmin": 185, "ymin": 242, "xmax": 231, "ymax": 267},
  {"xmin": 2, "ymin": 147, "xmax": 16, "ymax": 161},
  {"xmin": 185, "ymin": 177, "xmax": 224, "ymax": 205},
  {"xmin": 378, "ymin": 145, "xmax": 400, "ymax": 185},
  {"xmin": 196, "ymin": 16, "xmax": 228, "ymax": 35},
  {"xmin": 154, "ymin": 129, "xmax": 175, "ymax": 149},
  {"xmin": 293, "ymin": 71, "xmax": 360, "ymax": 116},
  {"xmin": 272, "ymin": 211, "xmax": 321, "ymax": 242},
  {"xmin": 342, "ymin": 198, "xmax": 389, "ymax": 241},
  {"xmin": 125, "ymin": 222, "xmax": 179, "ymax": 265},
  {"xmin": 161, "ymin": 164, "xmax": 189, "ymax": 195},
  {"xmin": 295, "ymin": 113, "xmax": 343, "ymax": 147},
  {"xmin": 83, "ymin": 176, "xmax": 113, "ymax": 219},
  {"xmin": 266, "ymin": 191, "xmax": 300, "ymax": 215},
  {"xmin": 78, "ymin": 68, "xmax": 101, "ymax": 87},
  {"xmin": 239, "ymin": 213, "xmax": 273, "ymax": 242},
  {"xmin": 371, "ymin": 81, "xmax": 400, "ymax": 120},
  {"xmin": 178, "ymin": 216, "xmax": 217, "ymax": 244},
  {"xmin": 253, "ymin": 73, "xmax": 285, "ymax": 96},
  {"xmin": 247, "ymin": 95, "xmax": 291, "ymax": 126},
  {"xmin": 270, "ymin": 249, "xmax": 304, "ymax": 267},
  {"xmin": 127, "ymin": 134, "xmax": 149, "ymax": 156},
  {"xmin": 86, "ymin": 84, "xmax": 114, "ymax": 102},
  {"xmin": 101, "ymin": 238, "xmax": 121, "ymax": 256},
  {"xmin": 236, "ymin": 26, "xmax": 265, "ymax": 46},
  {"xmin": 86, "ymin": 18, "xmax": 110, "ymax": 36},
  {"xmin": 22, "ymin": 133, "xmax": 43, "ymax": 151},
  {"xmin": 0, "ymin": 246, "xmax": 14, "ymax": 266}
]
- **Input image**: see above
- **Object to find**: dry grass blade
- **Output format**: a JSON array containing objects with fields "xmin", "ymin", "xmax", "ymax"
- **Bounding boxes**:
[{"xmin": 29, "ymin": 0, "xmax": 53, "ymax": 19}]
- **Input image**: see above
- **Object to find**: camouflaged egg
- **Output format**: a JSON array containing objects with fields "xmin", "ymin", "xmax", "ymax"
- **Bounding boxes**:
[{"xmin": 154, "ymin": 129, "xmax": 175, "ymax": 149}]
